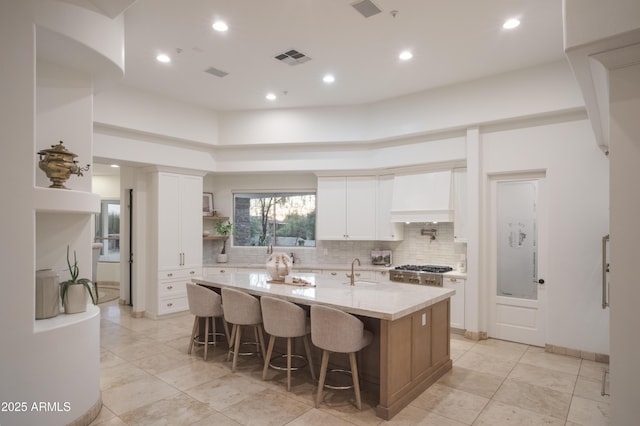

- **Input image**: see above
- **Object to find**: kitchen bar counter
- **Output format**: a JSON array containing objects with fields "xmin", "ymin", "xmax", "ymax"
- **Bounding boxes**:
[{"xmin": 193, "ymin": 271, "xmax": 454, "ymax": 419}]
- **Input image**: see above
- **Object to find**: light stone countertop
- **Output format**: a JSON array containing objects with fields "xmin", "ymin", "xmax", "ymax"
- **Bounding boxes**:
[{"xmin": 193, "ymin": 271, "xmax": 455, "ymax": 321}]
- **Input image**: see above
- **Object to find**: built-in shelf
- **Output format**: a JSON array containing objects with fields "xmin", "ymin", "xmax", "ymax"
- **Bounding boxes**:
[
  {"xmin": 34, "ymin": 304, "xmax": 100, "ymax": 333},
  {"xmin": 33, "ymin": 187, "xmax": 100, "ymax": 214},
  {"xmin": 203, "ymin": 216, "xmax": 229, "ymax": 221}
]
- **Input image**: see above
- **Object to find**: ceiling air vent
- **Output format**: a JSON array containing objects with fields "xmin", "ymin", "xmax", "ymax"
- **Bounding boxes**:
[
  {"xmin": 204, "ymin": 66, "xmax": 229, "ymax": 78},
  {"xmin": 351, "ymin": 0, "xmax": 382, "ymax": 18},
  {"xmin": 274, "ymin": 49, "xmax": 311, "ymax": 66}
]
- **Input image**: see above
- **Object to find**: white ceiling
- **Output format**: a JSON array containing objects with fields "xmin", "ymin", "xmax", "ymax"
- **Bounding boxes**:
[{"xmin": 120, "ymin": 0, "xmax": 566, "ymax": 111}]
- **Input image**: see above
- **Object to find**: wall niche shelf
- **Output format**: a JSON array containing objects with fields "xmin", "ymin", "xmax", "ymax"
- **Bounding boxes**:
[{"xmin": 33, "ymin": 187, "xmax": 100, "ymax": 213}]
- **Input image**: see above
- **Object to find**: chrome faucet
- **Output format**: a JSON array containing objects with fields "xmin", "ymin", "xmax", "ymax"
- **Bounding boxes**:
[{"xmin": 346, "ymin": 258, "xmax": 361, "ymax": 286}]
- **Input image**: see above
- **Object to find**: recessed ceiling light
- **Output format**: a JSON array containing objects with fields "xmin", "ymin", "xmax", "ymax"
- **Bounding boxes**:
[
  {"xmin": 323, "ymin": 74, "xmax": 335, "ymax": 83},
  {"xmin": 156, "ymin": 53, "xmax": 171, "ymax": 63},
  {"xmin": 503, "ymin": 18, "xmax": 520, "ymax": 29},
  {"xmin": 212, "ymin": 20, "xmax": 228, "ymax": 32},
  {"xmin": 110, "ymin": 164, "xmax": 120, "ymax": 168},
  {"xmin": 399, "ymin": 50, "xmax": 413, "ymax": 61},
  {"xmin": 266, "ymin": 93, "xmax": 277, "ymax": 101}
]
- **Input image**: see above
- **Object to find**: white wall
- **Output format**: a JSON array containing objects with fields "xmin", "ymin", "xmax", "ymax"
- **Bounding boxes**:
[{"xmin": 482, "ymin": 118, "xmax": 609, "ymax": 355}]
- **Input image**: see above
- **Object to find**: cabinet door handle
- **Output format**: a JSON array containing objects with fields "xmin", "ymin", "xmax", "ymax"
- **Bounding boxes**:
[
  {"xmin": 450, "ymin": 278, "xmax": 457, "ymax": 283},
  {"xmin": 189, "ymin": 270, "xmax": 195, "ymax": 275}
]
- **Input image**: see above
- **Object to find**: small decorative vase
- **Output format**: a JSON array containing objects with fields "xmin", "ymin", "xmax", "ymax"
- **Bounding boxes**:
[
  {"xmin": 217, "ymin": 253, "xmax": 228, "ymax": 263},
  {"xmin": 63, "ymin": 284, "xmax": 87, "ymax": 314},
  {"xmin": 37, "ymin": 141, "xmax": 90, "ymax": 189},
  {"xmin": 265, "ymin": 252, "xmax": 292, "ymax": 280}
]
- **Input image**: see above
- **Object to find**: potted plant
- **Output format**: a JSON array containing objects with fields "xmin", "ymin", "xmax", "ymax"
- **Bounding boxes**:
[
  {"xmin": 215, "ymin": 220, "xmax": 234, "ymax": 263},
  {"xmin": 60, "ymin": 245, "xmax": 97, "ymax": 314}
]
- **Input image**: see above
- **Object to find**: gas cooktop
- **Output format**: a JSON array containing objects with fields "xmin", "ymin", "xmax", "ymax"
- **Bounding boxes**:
[{"xmin": 393, "ymin": 265, "xmax": 454, "ymax": 274}]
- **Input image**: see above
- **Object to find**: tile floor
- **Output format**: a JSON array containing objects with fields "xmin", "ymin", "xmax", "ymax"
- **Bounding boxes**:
[{"xmin": 91, "ymin": 300, "xmax": 610, "ymax": 425}]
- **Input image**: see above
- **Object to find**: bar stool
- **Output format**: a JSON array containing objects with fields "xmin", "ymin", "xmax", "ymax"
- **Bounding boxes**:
[
  {"xmin": 310, "ymin": 304, "xmax": 373, "ymax": 410},
  {"xmin": 260, "ymin": 296, "xmax": 316, "ymax": 391},
  {"xmin": 186, "ymin": 283, "xmax": 229, "ymax": 361},
  {"xmin": 221, "ymin": 288, "xmax": 267, "ymax": 372}
]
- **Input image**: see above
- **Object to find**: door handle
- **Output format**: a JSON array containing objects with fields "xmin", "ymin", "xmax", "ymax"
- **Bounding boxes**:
[{"xmin": 538, "ymin": 279, "xmax": 545, "ymax": 284}]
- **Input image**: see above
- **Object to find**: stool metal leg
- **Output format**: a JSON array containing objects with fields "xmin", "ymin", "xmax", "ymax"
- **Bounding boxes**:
[{"xmin": 286, "ymin": 337, "xmax": 292, "ymax": 391}]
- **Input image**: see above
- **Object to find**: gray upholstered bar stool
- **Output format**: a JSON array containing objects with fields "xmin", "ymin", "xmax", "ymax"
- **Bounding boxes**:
[
  {"xmin": 310, "ymin": 304, "xmax": 373, "ymax": 410},
  {"xmin": 260, "ymin": 296, "xmax": 316, "ymax": 391},
  {"xmin": 221, "ymin": 288, "xmax": 267, "ymax": 372},
  {"xmin": 186, "ymin": 283, "xmax": 229, "ymax": 361}
]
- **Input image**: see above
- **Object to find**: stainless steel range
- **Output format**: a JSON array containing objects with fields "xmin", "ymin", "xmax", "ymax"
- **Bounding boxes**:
[{"xmin": 389, "ymin": 265, "xmax": 453, "ymax": 287}]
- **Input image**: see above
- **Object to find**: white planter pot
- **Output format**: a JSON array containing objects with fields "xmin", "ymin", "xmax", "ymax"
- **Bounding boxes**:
[
  {"xmin": 217, "ymin": 253, "xmax": 228, "ymax": 263},
  {"xmin": 63, "ymin": 284, "xmax": 87, "ymax": 314}
]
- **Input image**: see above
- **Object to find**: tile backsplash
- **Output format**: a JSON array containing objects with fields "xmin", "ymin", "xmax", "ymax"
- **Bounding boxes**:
[{"xmin": 205, "ymin": 222, "xmax": 466, "ymax": 268}]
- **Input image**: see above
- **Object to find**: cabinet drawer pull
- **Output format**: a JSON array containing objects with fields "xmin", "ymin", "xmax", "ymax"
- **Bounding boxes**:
[
  {"xmin": 219, "ymin": 269, "xmax": 225, "ymax": 273},
  {"xmin": 167, "ymin": 303, "xmax": 173, "ymax": 307},
  {"xmin": 450, "ymin": 278, "xmax": 457, "ymax": 283},
  {"xmin": 355, "ymin": 273, "xmax": 361, "ymax": 277},
  {"xmin": 331, "ymin": 272, "xmax": 337, "ymax": 276},
  {"xmin": 189, "ymin": 270, "xmax": 195, "ymax": 275},
  {"xmin": 167, "ymin": 273, "xmax": 173, "ymax": 277},
  {"xmin": 167, "ymin": 285, "xmax": 173, "ymax": 290}
]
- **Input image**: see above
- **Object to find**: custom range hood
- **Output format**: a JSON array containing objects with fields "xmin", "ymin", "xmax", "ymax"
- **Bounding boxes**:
[{"xmin": 390, "ymin": 170, "xmax": 453, "ymax": 223}]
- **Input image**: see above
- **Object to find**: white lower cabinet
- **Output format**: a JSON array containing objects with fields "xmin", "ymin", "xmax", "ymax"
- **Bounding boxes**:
[
  {"xmin": 443, "ymin": 277, "xmax": 465, "ymax": 330},
  {"xmin": 156, "ymin": 268, "xmax": 201, "ymax": 316}
]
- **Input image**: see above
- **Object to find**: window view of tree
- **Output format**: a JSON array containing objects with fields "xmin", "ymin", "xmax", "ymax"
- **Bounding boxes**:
[{"xmin": 234, "ymin": 192, "xmax": 316, "ymax": 247}]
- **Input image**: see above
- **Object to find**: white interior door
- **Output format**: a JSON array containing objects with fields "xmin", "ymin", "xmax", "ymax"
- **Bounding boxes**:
[{"xmin": 488, "ymin": 175, "xmax": 547, "ymax": 347}]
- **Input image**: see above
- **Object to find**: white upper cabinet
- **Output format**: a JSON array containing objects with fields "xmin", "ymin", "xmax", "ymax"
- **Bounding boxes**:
[
  {"xmin": 317, "ymin": 176, "xmax": 376, "ymax": 240},
  {"xmin": 376, "ymin": 175, "xmax": 404, "ymax": 241},
  {"xmin": 453, "ymin": 168, "xmax": 467, "ymax": 243},
  {"xmin": 157, "ymin": 172, "xmax": 203, "ymax": 269}
]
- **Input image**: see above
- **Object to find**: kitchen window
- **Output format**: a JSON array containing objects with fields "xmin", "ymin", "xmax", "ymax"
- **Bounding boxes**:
[{"xmin": 233, "ymin": 192, "xmax": 316, "ymax": 247}]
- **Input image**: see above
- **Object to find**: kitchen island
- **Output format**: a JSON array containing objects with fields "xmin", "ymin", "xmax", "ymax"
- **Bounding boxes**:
[{"xmin": 193, "ymin": 271, "xmax": 454, "ymax": 420}]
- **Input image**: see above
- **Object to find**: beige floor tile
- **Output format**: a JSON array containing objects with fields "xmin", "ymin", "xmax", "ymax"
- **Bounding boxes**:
[
  {"xmin": 101, "ymin": 375, "xmax": 180, "ymax": 415},
  {"xmin": 567, "ymin": 395, "xmax": 610, "ymax": 426},
  {"xmin": 118, "ymin": 392, "xmax": 216, "ymax": 426},
  {"xmin": 474, "ymin": 400, "xmax": 564, "ymax": 425},
  {"xmin": 519, "ymin": 349, "xmax": 581, "ymax": 376},
  {"xmin": 493, "ymin": 378, "xmax": 572, "ymax": 420},
  {"xmin": 221, "ymin": 388, "xmax": 312, "ymax": 425},
  {"xmin": 185, "ymin": 373, "xmax": 269, "ymax": 411},
  {"xmin": 316, "ymin": 389, "xmax": 382, "ymax": 426},
  {"xmin": 105, "ymin": 339, "xmax": 174, "ymax": 362},
  {"xmin": 100, "ymin": 362, "xmax": 149, "ymax": 391},
  {"xmin": 130, "ymin": 346, "xmax": 196, "ymax": 375},
  {"xmin": 382, "ymin": 405, "xmax": 466, "ymax": 425},
  {"xmin": 100, "ymin": 348, "xmax": 128, "ymax": 369},
  {"xmin": 156, "ymin": 358, "xmax": 230, "ymax": 391},
  {"xmin": 471, "ymin": 339, "xmax": 529, "ymax": 360},
  {"xmin": 436, "ymin": 366, "xmax": 504, "ymax": 399},
  {"xmin": 89, "ymin": 405, "xmax": 117, "ymax": 425},
  {"xmin": 573, "ymin": 376, "xmax": 611, "ymax": 404},
  {"xmin": 188, "ymin": 411, "xmax": 243, "ymax": 425},
  {"xmin": 579, "ymin": 359, "xmax": 609, "ymax": 381},
  {"xmin": 453, "ymin": 350, "xmax": 518, "ymax": 379},
  {"xmin": 507, "ymin": 362, "xmax": 577, "ymax": 394},
  {"xmin": 410, "ymin": 382, "xmax": 490, "ymax": 425},
  {"xmin": 286, "ymin": 408, "xmax": 357, "ymax": 426}
]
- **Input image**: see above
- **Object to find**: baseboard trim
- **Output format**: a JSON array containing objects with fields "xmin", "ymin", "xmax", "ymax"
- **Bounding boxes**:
[{"xmin": 545, "ymin": 343, "xmax": 609, "ymax": 363}]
